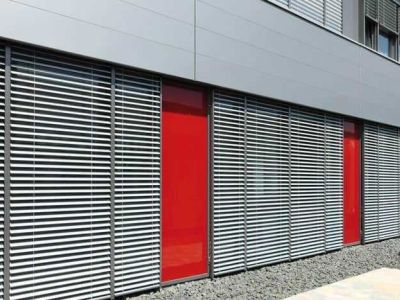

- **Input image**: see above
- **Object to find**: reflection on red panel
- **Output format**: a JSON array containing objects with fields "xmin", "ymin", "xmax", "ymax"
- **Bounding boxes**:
[
  {"xmin": 343, "ymin": 120, "xmax": 361, "ymax": 245},
  {"xmin": 161, "ymin": 82, "xmax": 208, "ymax": 282}
]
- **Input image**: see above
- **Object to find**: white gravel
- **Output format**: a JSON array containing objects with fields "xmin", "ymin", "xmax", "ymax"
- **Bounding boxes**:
[{"xmin": 129, "ymin": 238, "xmax": 400, "ymax": 300}]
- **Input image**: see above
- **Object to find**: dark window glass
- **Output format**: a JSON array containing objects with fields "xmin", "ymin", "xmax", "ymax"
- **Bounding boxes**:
[{"xmin": 365, "ymin": 19, "xmax": 377, "ymax": 50}]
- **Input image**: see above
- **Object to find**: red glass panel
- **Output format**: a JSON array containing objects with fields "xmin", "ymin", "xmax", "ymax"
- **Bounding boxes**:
[
  {"xmin": 343, "ymin": 120, "xmax": 361, "ymax": 245},
  {"xmin": 161, "ymin": 82, "xmax": 208, "ymax": 282}
]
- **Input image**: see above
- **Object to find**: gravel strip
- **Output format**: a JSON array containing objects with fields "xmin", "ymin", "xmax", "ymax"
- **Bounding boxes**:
[{"xmin": 129, "ymin": 238, "xmax": 400, "ymax": 300}]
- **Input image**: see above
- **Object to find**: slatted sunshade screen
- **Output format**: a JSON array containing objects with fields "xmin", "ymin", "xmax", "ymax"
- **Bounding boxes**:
[
  {"xmin": 290, "ymin": 109, "xmax": 326, "ymax": 259},
  {"xmin": 246, "ymin": 98, "xmax": 290, "ymax": 268},
  {"xmin": 363, "ymin": 123, "xmax": 380, "ymax": 242},
  {"xmin": 0, "ymin": 45, "xmax": 5, "ymax": 300},
  {"xmin": 9, "ymin": 47, "xmax": 112, "ymax": 299},
  {"xmin": 114, "ymin": 69, "xmax": 160, "ymax": 295},
  {"xmin": 325, "ymin": 0, "xmax": 343, "ymax": 32},
  {"xmin": 379, "ymin": 0, "xmax": 398, "ymax": 33},
  {"xmin": 377, "ymin": 126, "xmax": 399, "ymax": 239},
  {"xmin": 265, "ymin": 0, "xmax": 343, "ymax": 32},
  {"xmin": 291, "ymin": 0, "xmax": 325, "ymax": 24},
  {"xmin": 363, "ymin": 122, "xmax": 400, "ymax": 243},
  {"xmin": 212, "ymin": 90, "xmax": 343, "ymax": 275},
  {"xmin": 324, "ymin": 116, "xmax": 344, "ymax": 251},
  {"xmin": 212, "ymin": 91, "xmax": 246, "ymax": 275},
  {"xmin": 365, "ymin": 0, "xmax": 378, "ymax": 19}
]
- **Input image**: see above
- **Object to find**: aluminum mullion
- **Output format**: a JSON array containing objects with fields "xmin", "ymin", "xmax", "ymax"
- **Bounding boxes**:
[
  {"xmin": 288, "ymin": 106, "xmax": 292, "ymax": 260},
  {"xmin": 323, "ymin": 114, "xmax": 327, "ymax": 252},
  {"xmin": 110, "ymin": 67, "xmax": 116, "ymax": 299},
  {"xmin": 4, "ymin": 45, "xmax": 11, "ymax": 300},
  {"xmin": 244, "ymin": 96, "xmax": 248, "ymax": 270}
]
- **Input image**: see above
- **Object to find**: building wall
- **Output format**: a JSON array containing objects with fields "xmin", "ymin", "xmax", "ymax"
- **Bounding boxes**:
[{"xmin": 1, "ymin": 0, "xmax": 400, "ymax": 127}]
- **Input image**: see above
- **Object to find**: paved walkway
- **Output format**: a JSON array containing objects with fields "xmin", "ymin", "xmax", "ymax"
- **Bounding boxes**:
[{"xmin": 286, "ymin": 268, "xmax": 400, "ymax": 300}]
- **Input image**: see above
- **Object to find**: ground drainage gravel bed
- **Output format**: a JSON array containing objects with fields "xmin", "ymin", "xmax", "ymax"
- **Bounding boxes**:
[{"xmin": 129, "ymin": 238, "xmax": 400, "ymax": 300}]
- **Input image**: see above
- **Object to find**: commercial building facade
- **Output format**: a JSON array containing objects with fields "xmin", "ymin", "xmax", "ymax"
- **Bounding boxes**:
[{"xmin": 0, "ymin": 0, "xmax": 399, "ymax": 299}]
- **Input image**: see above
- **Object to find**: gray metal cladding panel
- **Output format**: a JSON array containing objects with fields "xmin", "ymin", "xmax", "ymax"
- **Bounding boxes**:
[
  {"xmin": 364, "ymin": 122, "xmax": 400, "ymax": 243},
  {"xmin": 0, "ymin": 45, "xmax": 5, "ymax": 300},
  {"xmin": 9, "ymin": 47, "xmax": 112, "ymax": 299},
  {"xmin": 212, "ymin": 91, "xmax": 246, "ymax": 275},
  {"xmin": 0, "ymin": 0, "xmax": 195, "ymax": 80},
  {"xmin": 246, "ymin": 98, "xmax": 290, "ymax": 267},
  {"xmin": 114, "ymin": 69, "xmax": 160, "ymax": 294}
]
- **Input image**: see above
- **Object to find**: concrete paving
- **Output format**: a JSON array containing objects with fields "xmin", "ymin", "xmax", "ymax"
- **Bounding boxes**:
[{"xmin": 286, "ymin": 268, "xmax": 400, "ymax": 300}]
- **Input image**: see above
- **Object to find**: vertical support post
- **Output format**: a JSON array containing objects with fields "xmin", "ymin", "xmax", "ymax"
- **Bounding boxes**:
[
  {"xmin": 209, "ymin": 89, "xmax": 215, "ymax": 280},
  {"xmin": 288, "ymin": 107, "xmax": 292, "ymax": 260},
  {"xmin": 243, "ymin": 96, "xmax": 247, "ymax": 270},
  {"xmin": 323, "ymin": 114, "xmax": 327, "ymax": 252},
  {"xmin": 4, "ymin": 45, "xmax": 11, "ymax": 300},
  {"xmin": 360, "ymin": 122, "xmax": 366, "ymax": 244},
  {"xmin": 109, "ymin": 67, "xmax": 116, "ymax": 299},
  {"xmin": 158, "ymin": 78, "xmax": 162, "ymax": 288},
  {"xmin": 377, "ymin": 125, "xmax": 380, "ymax": 241}
]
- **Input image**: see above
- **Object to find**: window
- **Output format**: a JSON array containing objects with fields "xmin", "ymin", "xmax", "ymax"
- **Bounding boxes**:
[
  {"xmin": 378, "ymin": 30, "xmax": 397, "ymax": 59},
  {"xmin": 379, "ymin": 31, "xmax": 390, "ymax": 55},
  {"xmin": 365, "ymin": 18, "xmax": 377, "ymax": 50}
]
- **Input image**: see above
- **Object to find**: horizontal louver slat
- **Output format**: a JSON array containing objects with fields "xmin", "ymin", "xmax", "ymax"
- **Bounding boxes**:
[{"xmin": 0, "ymin": 44, "xmax": 5, "ymax": 300}]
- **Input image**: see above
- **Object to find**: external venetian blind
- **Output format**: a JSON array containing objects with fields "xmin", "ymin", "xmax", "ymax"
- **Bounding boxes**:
[
  {"xmin": 364, "ymin": 123, "xmax": 380, "ymax": 242},
  {"xmin": 212, "ymin": 90, "xmax": 343, "ymax": 276},
  {"xmin": 363, "ymin": 122, "xmax": 400, "ymax": 243},
  {"xmin": 325, "ymin": 0, "xmax": 343, "ymax": 32},
  {"xmin": 114, "ymin": 69, "xmax": 160, "ymax": 295},
  {"xmin": 379, "ymin": 0, "xmax": 398, "ymax": 32},
  {"xmin": 290, "ymin": 109, "xmax": 326, "ymax": 259},
  {"xmin": 265, "ymin": 0, "xmax": 342, "ymax": 32},
  {"xmin": 212, "ymin": 91, "xmax": 246, "ymax": 276},
  {"xmin": 291, "ymin": 0, "xmax": 325, "ymax": 24},
  {"xmin": 0, "ymin": 45, "xmax": 5, "ymax": 300},
  {"xmin": 365, "ymin": 0, "xmax": 378, "ymax": 19},
  {"xmin": 324, "ymin": 116, "xmax": 344, "ymax": 251},
  {"xmin": 246, "ymin": 98, "xmax": 290, "ymax": 268},
  {"xmin": 9, "ymin": 47, "xmax": 112, "ymax": 299}
]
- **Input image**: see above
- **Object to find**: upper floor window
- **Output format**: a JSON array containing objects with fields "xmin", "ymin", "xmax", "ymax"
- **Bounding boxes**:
[{"xmin": 364, "ymin": 0, "xmax": 399, "ymax": 60}]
